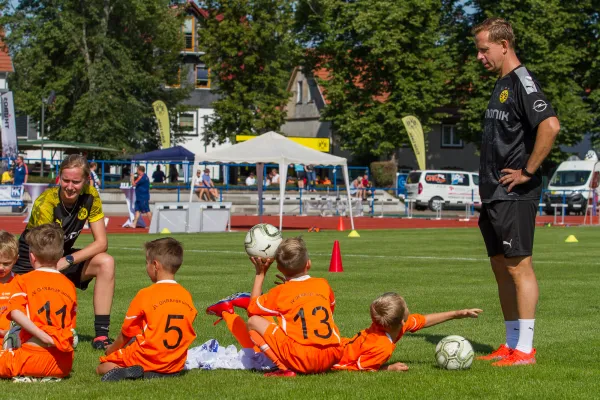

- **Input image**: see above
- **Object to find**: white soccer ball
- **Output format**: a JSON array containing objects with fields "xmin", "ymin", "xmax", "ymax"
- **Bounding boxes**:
[
  {"xmin": 244, "ymin": 223, "xmax": 283, "ymax": 259},
  {"xmin": 435, "ymin": 335, "xmax": 474, "ymax": 370}
]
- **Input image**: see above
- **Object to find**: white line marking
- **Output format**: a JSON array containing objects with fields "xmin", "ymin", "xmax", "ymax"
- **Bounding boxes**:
[{"xmin": 112, "ymin": 247, "xmax": 599, "ymax": 265}]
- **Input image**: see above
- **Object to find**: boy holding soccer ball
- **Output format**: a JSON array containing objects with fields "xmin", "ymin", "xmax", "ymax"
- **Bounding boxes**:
[
  {"xmin": 207, "ymin": 237, "xmax": 342, "ymax": 377},
  {"xmin": 332, "ymin": 292, "xmax": 481, "ymax": 372}
]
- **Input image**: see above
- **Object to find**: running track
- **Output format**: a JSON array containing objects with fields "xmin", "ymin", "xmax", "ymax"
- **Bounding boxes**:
[{"xmin": 0, "ymin": 214, "xmax": 594, "ymax": 234}]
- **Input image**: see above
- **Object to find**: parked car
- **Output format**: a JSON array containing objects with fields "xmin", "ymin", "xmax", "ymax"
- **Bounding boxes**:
[
  {"xmin": 543, "ymin": 150, "xmax": 600, "ymax": 215},
  {"xmin": 405, "ymin": 170, "xmax": 481, "ymax": 211}
]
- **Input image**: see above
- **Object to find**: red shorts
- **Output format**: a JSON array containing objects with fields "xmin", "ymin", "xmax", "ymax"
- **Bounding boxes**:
[
  {"xmin": 0, "ymin": 343, "xmax": 73, "ymax": 378},
  {"xmin": 263, "ymin": 323, "xmax": 342, "ymax": 374}
]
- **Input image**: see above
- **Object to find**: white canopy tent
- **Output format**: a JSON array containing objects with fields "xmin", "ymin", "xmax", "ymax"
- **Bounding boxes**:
[{"xmin": 188, "ymin": 131, "xmax": 355, "ymax": 231}]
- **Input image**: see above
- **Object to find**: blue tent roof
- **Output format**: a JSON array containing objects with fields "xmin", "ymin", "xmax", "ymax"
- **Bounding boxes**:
[{"xmin": 131, "ymin": 146, "xmax": 195, "ymax": 161}]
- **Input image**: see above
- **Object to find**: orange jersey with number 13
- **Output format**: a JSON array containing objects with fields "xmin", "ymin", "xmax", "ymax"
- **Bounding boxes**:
[{"xmin": 247, "ymin": 275, "xmax": 341, "ymax": 346}]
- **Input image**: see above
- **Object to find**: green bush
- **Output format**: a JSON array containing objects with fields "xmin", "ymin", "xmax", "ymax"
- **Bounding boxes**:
[{"xmin": 370, "ymin": 161, "xmax": 397, "ymax": 187}]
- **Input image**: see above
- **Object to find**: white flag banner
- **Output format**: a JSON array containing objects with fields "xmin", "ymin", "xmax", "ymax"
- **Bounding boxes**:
[
  {"xmin": 0, "ymin": 185, "xmax": 23, "ymax": 206},
  {"xmin": 1, "ymin": 91, "xmax": 18, "ymax": 171}
]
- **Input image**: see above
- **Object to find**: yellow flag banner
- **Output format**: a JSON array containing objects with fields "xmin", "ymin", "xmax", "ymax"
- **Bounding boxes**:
[
  {"xmin": 152, "ymin": 100, "xmax": 170, "ymax": 149},
  {"xmin": 402, "ymin": 116, "xmax": 426, "ymax": 170}
]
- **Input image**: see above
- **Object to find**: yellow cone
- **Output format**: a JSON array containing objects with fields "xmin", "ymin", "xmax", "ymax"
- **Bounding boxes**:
[
  {"xmin": 348, "ymin": 230, "xmax": 360, "ymax": 238},
  {"xmin": 565, "ymin": 235, "xmax": 578, "ymax": 243},
  {"xmin": 160, "ymin": 228, "xmax": 171, "ymax": 234}
]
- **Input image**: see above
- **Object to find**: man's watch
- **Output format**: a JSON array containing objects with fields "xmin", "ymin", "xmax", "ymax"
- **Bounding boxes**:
[
  {"xmin": 522, "ymin": 168, "xmax": 535, "ymax": 178},
  {"xmin": 65, "ymin": 255, "xmax": 75, "ymax": 266}
]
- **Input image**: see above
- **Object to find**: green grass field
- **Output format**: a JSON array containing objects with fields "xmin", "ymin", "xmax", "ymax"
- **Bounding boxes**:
[{"xmin": 2, "ymin": 227, "xmax": 599, "ymax": 399}]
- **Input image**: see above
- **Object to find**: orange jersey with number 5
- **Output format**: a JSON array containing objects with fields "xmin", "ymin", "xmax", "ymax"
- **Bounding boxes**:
[
  {"xmin": 7, "ymin": 268, "xmax": 77, "ymax": 352},
  {"xmin": 104, "ymin": 280, "xmax": 197, "ymax": 373},
  {"xmin": 247, "ymin": 275, "xmax": 341, "ymax": 346},
  {"xmin": 333, "ymin": 314, "xmax": 426, "ymax": 371}
]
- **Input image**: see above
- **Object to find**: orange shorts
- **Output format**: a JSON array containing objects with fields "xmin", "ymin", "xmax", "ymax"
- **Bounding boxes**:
[
  {"xmin": 0, "ymin": 343, "xmax": 73, "ymax": 378},
  {"xmin": 263, "ymin": 323, "xmax": 342, "ymax": 374},
  {"xmin": 99, "ymin": 343, "xmax": 184, "ymax": 374}
]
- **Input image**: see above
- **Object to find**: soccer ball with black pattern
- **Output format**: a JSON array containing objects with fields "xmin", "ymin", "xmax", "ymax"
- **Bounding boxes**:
[
  {"xmin": 244, "ymin": 223, "xmax": 283, "ymax": 259},
  {"xmin": 435, "ymin": 335, "xmax": 474, "ymax": 370}
]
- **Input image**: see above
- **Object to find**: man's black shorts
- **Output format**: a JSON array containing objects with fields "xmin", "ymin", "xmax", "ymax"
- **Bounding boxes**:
[
  {"xmin": 14, "ymin": 245, "xmax": 93, "ymax": 290},
  {"xmin": 478, "ymin": 200, "xmax": 538, "ymax": 258}
]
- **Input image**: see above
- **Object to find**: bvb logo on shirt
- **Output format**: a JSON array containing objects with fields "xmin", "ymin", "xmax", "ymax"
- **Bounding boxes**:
[
  {"xmin": 77, "ymin": 208, "xmax": 88, "ymax": 221},
  {"xmin": 499, "ymin": 89, "xmax": 509, "ymax": 103}
]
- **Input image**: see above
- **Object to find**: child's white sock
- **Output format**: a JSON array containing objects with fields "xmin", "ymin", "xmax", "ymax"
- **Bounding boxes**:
[
  {"xmin": 505, "ymin": 320, "xmax": 519, "ymax": 349},
  {"xmin": 515, "ymin": 319, "xmax": 535, "ymax": 354}
]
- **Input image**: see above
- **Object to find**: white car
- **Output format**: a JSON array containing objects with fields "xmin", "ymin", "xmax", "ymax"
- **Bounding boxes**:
[{"xmin": 405, "ymin": 170, "xmax": 481, "ymax": 211}]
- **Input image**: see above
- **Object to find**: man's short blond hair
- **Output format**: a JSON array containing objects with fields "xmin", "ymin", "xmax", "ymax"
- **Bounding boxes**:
[
  {"xmin": 0, "ymin": 230, "xmax": 18, "ymax": 260},
  {"xmin": 370, "ymin": 292, "xmax": 409, "ymax": 329},
  {"xmin": 275, "ymin": 237, "xmax": 309, "ymax": 274},
  {"xmin": 144, "ymin": 237, "xmax": 184, "ymax": 273},
  {"xmin": 472, "ymin": 17, "xmax": 515, "ymax": 49},
  {"xmin": 26, "ymin": 224, "xmax": 65, "ymax": 265}
]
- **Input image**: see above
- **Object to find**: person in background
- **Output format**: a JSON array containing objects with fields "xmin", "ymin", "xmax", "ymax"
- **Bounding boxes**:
[
  {"xmin": 90, "ymin": 162, "xmax": 101, "ymax": 191},
  {"xmin": 13, "ymin": 156, "xmax": 28, "ymax": 186},
  {"xmin": 130, "ymin": 165, "xmax": 152, "ymax": 229},
  {"xmin": 152, "ymin": 165, "xmax": 166, "ymax": 184},
  {"xmin": 1, "ymin": 169, "xmax": 13, "ymax": 184},
  {"xmin": 270, "ymin": 169, "xmax": 280, "ymax": 185},
  {"xmin": 245, "ymin": 172, "xmax": 256, "ymax": 186},
  {"xmin": 294, "ymin": 164, "xmax": 305, "ymax": 190},
  {"xmin": 169, "ymin": 165, "xmax": 179, "ymax": 184},
  {"xmin": 306, "ymin": 164, "xmax": 317, "ymax": 192},
  {"xmin": 361, "ymin": 174, "xmax": 371, "ymax": 200}
]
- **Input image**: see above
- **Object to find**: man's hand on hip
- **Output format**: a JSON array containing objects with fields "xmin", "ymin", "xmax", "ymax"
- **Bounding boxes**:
[{"xmin": 499, "ymin": 168, "xmax": 531, "ymax": 193}]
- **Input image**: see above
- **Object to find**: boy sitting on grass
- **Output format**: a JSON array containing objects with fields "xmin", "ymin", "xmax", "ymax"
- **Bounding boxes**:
[
  {"xmin": 0, "ymin": 224, "xmax": 77, "ymax": 380},
  {"xmin": 208, "ymin": 237, "xmax": 342, "ymax": 377},
  {"xmin": 0, "ymin": 231, "xmax": 22, "ymax": 340},
  {"xmin": 97, "ymin": 238, "xmax": 197, "ymax": 382},
  {"xmin": 333, "ymin": 292, "xmax": 482, "ymax": 372}
]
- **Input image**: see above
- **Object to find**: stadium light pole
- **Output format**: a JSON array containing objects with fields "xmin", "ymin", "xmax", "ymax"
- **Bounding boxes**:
[{"xmin": 40, "ymin": 90, "xmax": 56, "ymax": 177}]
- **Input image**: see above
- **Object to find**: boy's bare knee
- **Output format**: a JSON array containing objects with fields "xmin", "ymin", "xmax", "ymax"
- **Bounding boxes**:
[{"xmin": 247, "ymin": 316, "xmax": 261, "ymax": 330}]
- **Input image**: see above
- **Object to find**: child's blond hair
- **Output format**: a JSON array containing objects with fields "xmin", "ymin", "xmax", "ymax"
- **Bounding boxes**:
[
  {"xmin": 370, "ymin": 292, "xmax": 409, "ymax": 329},
  {"xmin": 26, "ymin": 224, "xmax": 65, "ymax": 265},
  {"xmin": 0, "ymin": 230, "xmax": 18, "ymax": 260},
  {"xmin": 275, "ymin": 237, "xmax": 309, "ymax": 274},
  {"xmin": 144, "ymin": 237, "xmax": 183, "ymax": 273}
]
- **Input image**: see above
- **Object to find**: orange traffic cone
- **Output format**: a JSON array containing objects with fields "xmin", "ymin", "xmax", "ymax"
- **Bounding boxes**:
[
  {"xmin": 337, "ymin": 217, "xmax": 345, "ymax": 232},
  {"xmin": 329, "ymin": 240, "xmax": 344, "ymax": 272}
]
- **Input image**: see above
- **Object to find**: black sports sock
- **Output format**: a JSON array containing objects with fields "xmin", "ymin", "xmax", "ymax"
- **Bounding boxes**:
[{"xmin": 94, "ymin": 314, "xmax": 110, "ymax": 338}]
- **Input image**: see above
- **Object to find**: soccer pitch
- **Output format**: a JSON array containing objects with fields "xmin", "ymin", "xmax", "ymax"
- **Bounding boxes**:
[{"xmin": 2, "ymin": 227, "xmax": 599, "ymax": 399}]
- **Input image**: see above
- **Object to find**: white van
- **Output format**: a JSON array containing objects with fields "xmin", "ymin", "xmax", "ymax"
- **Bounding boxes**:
[
  {"xmin": 405, "ymin": 170, "xmax": 481, "ymax": 211},
  {"xmin": 543, "ymin": 150, "xmax": 600, "ymax": 215}
]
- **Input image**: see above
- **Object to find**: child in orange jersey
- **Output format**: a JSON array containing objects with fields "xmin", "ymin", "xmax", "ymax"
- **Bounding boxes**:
[
  {"xmin": 0, "ymin": 224, "xmax": 77, "ymax": 379},
  {"xmin": 0, "ymin": 231, "xmax": 22, "ymax": 339},
  {"xmin": 333, "ymin": 292, "xmax": 482, "ymax": 372},
  {"xmin": 97, "ymin": 238, "xmax": 197, "ymax": 382},
  {"xmin": 245, "ymin": 237, "xmax": 343, "ymax": 377}
]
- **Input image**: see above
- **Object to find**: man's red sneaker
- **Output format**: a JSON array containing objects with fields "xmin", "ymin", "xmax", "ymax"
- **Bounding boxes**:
[
  {"xmin": 492, "ymin": 348, "xmax": 536, "ymax": 367},
  {"xmin": 477, "ymin": 344, "xmax": 512, "ymax": 361},
  {"xmin": 206, "ymin": 300, "xmax": 234, "ymax": 325},
  {"xmin": 264, "ymin": 369, "xmax": 296, "ymax": 377}
]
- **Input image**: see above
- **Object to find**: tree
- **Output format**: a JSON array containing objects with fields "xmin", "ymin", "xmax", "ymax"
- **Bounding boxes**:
[
  {"xmin": 454, "ymin": 1, "xmax": 600, "ymax": 161},
  {"xmin": 295, "ymin": 0, "xmax": 457, "ymax": 159},
  {"xmin": 0, "ymin": 0, "xmax": 190, "ymax": 152},
  {"xmin": 198, "ymin": 0, "xmax": 300, "ymax": 143}
]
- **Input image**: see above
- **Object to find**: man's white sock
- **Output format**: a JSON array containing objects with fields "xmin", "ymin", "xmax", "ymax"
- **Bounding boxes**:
[
  {"xmin": 505, "ymin": 320, "xmax": 519, "ymax": 349},
  {"xmin": 515, "ymin": 319, "xmax": 535, "ymax": 354}
]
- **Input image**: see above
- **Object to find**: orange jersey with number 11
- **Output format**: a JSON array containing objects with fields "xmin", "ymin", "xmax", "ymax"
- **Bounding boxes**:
[
  {"xmin": 7, "ymin": 268, "xmax": 77, "ymax": 352},
  {"xmin": 247, "ymin": 275, "xmax": 341, "ymax": 346}
]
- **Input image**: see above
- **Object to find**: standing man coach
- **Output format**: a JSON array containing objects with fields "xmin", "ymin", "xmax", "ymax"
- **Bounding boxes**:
[{"xmin": 473, "ymin": 18, "xmax": 560, "ymax": 366}]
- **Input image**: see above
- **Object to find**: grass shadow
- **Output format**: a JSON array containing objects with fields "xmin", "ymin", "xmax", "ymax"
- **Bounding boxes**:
[{"xmin": 410, "ymin": 333, "xmax": 494, "ymax": 354}]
